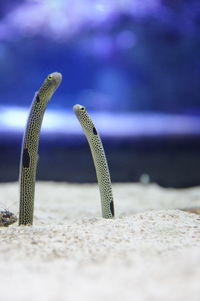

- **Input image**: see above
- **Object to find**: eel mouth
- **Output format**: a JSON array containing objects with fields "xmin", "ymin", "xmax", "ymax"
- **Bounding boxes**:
[
  {"xmin": 50, "ymin": 72, "xmax": 62, "ymax": 86},
  {"xmin": 73, "ymin": 104, "xmax": 85, "ymax": 116}
]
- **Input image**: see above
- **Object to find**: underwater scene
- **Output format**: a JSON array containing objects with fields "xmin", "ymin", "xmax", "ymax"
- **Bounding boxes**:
[
  {"xmin": 0, "ymin": 0, "xmax": 200, "ymax": 186},
  {"xmin": 1, "ymin": 2, "xmax": 200, "ymax": 301}
]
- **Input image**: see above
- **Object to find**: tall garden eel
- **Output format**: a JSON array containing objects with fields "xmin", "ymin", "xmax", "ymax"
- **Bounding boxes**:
[
  {"xmin": 19, "ymin": 72, "xmax": 62, "ymax": 226},
  {"xmin": 73, "ymin": 104, "xmax": 115, "ymax": 219}
]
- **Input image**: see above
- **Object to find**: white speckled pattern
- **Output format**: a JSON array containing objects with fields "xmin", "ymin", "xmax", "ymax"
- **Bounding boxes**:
[
  {"xmin": 73, "ymin": 104, "xmax": 114, "ymax": 218},
  {"xmin": 19, "ymin": 72, "xmax": 62, "ymax": 225}
]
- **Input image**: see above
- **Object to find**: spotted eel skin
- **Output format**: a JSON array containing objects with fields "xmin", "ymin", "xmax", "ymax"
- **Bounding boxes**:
[
  {"xmin": 73, "ymin": 104, "xmax": 115, "ymax": 219},
  {"xmin": 0, "ymin": 210, "xmax": 17, "ymax": 227},
  {"xmin": 19, "ymin": 72, "xmax": 62, "ymax": 226}
]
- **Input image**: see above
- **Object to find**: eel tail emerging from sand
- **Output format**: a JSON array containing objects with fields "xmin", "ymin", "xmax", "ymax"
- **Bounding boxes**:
[
  {"xmin": 19, "ymin": 72, "xmax": 62, "ymax": 226},
  {"xmin": 0, "ymin": 209, "xmax": 17, "ymax": 227},
  {"xmin": 73, "ymin": 104, "xmax": 115, "ymax": 219}
]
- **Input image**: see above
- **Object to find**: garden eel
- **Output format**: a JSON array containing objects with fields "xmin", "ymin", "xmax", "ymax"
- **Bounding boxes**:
[
  {"xmin": 0, "ymin": 210, "xmax": 17, "ymax": 227},
  {"xmin": 19, "ymin": 72, "xmax": 62, "ymax": 226},
  {"xmin": 73, "ymin": 104, "xmax": 115, "ymax": 219}
]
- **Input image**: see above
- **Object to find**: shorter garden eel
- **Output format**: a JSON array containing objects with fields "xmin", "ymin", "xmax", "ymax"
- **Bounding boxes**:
[
  {"xmin": 0, "ymin": 209, "xmax": 17, "ymax": 227},
  {"xmin": 19, "ymin": 72, "xmax": 62, "ymax": 226},
  {"xmin": 73, "ymin": 104, "xmax": 115, "ymax": 219}
]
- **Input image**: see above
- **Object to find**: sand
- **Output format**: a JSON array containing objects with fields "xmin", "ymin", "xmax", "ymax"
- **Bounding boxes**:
[{"xmin": 1, "ymin": 182, "xmax": 200, "ymax": 301}]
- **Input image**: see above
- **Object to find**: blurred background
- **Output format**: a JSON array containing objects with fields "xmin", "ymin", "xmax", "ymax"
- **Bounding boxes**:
[{"xmin": 0, "ymin": 0, "xmax": 200, "ymax": 187}]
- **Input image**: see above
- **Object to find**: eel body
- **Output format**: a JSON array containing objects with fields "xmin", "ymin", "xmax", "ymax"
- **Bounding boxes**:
[
  {"xmin": 0, "ymin": 210, "xmax": 17, "ymax": 227},
  {"xmin": 19, "ymin": 72, "xmax": 62, "ymax": 225},
  {"xmin": 73, "ymin": 104, "xmax": 115, "ymax": 219}
]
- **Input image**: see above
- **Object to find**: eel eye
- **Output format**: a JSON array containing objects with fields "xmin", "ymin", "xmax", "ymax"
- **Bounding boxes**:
[
  {"xmin": 48, "ymin": 75, "xmax": 53, "ymax": 80},
  {"xmin": 80, "ymin": 107, "xmax": 85, "ymax": 112}
]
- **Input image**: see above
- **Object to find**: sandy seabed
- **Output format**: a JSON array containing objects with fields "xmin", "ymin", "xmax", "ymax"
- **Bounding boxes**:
[{"xmin": 1, "ymin": 181, "xmax": 200, "ymax": 301}]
